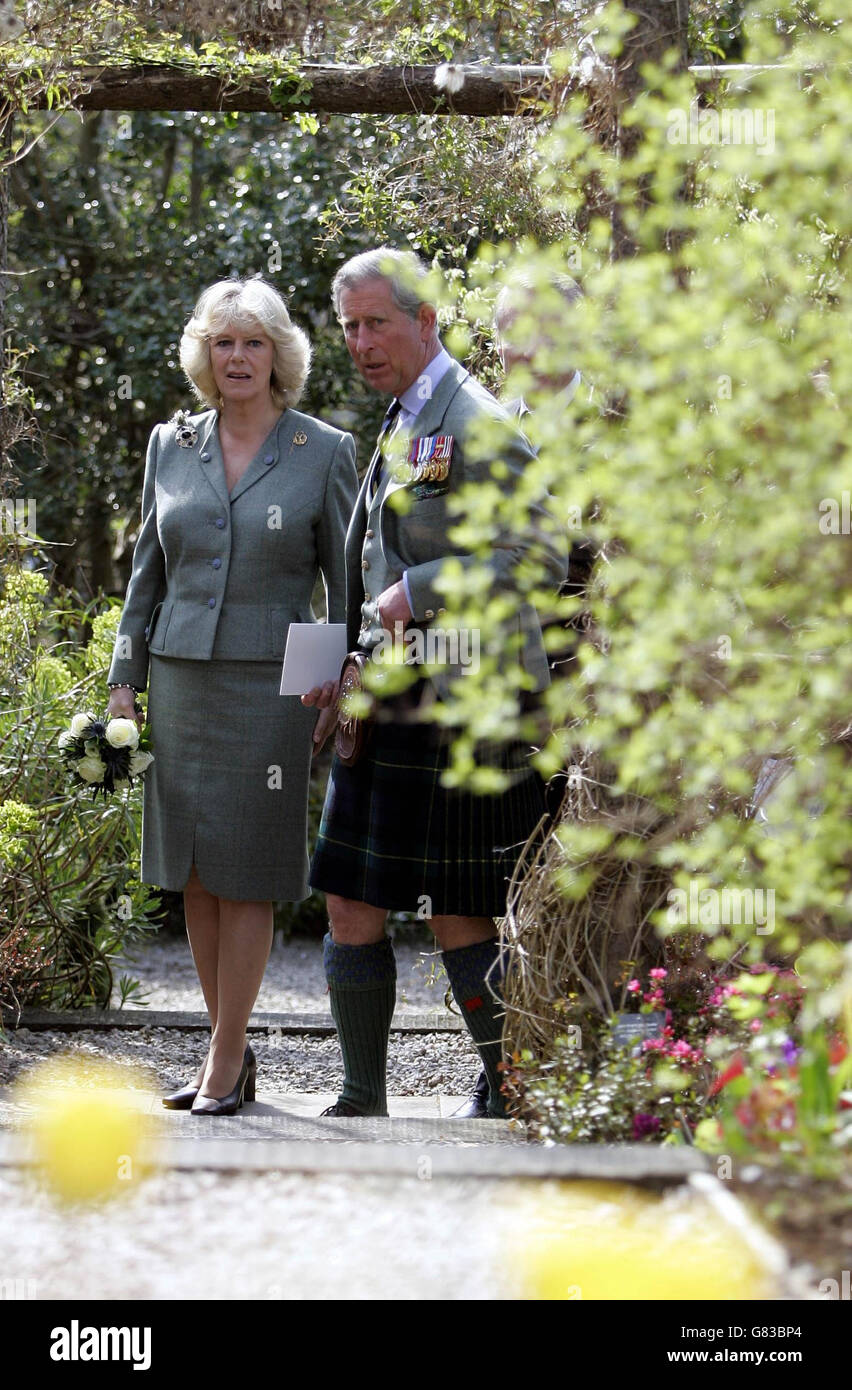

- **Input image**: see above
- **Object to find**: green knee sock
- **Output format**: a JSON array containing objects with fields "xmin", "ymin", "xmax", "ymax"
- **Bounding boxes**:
[
  {"xmin": 441, "ymin": 937, "xmax": 508, "ymax": 1118},
  {"xmin": 323, "ymin": 933, "xmax": 396, "ymax": 1117}
]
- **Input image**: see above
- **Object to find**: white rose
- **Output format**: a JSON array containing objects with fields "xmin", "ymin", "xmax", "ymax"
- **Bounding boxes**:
[
  {"xmin": 77, "ymin": 754, "xmax": 106, "ymax": 784},
  {"xmin": 106, "ymin": 718, "xmax": 139, "ymax": 750},
  {"xmin": 57, "ymin": 730, "xmax": 76, "ymax": 751},
  {"xmin": 129, "ymin": 751, "xmax": 154, "ymax": 776},
  {"xmin": 70, "ymin": 712, "xmax": 97, "ymax": 738}
]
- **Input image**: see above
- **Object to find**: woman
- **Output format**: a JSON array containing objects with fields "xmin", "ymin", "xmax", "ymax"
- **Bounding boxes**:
[{"xmin": 107, "ymin": 278, "xmax": 357, "ymax": 1115}]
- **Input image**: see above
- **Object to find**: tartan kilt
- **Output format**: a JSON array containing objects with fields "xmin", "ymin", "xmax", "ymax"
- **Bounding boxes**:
[{"xmin": 309, "ymin": 705, "xmax": 547, "ymax": 917}]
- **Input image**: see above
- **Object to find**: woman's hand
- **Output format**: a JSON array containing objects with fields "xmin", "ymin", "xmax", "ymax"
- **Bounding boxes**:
[
  {"xmin": 107, "ymin": 687, "xmax": 145, "ymax": 732},
  {"xmin": 302, "ymin": 680, "xmax": 339, "ymax": 757}
]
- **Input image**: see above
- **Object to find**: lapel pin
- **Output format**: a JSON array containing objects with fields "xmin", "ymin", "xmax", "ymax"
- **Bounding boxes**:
[
  {"xmin": 293, "ymin": 430, "xmax": 308, "ymax": 445},
  {"xmin": 172, "ymin": 409, "xmax": 198, "ymax": 449}
]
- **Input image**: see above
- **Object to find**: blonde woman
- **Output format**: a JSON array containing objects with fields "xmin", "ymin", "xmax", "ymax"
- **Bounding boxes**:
[{"xmin": 107, "ymin": 278, "xmax": 357, "ymax": 1115}]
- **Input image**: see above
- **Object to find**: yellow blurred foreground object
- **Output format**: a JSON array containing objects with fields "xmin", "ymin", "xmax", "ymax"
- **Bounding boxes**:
[
  {"xmin": 15, "ymin": 1055, "xmax": 158, "ymax": 1205},
  {"xmin": 515, "ymin": 1180, "xmax": 773, "ymax": 1301}
]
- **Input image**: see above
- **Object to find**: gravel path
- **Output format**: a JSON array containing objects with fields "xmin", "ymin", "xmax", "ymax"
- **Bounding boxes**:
[
  {"xmin": 2, "ymin": 934, "xmax": 482, "ymax": 1096},
  {"xmin": 112, "ymin": 933, "xmax": 452, "ymax": 1014},
  {"xmin": 1, "ymin": 1165, "xmax": 778, "ymax": 1301},
  {"xmin": 0, "ymin": 932, "xmax": 510, "ymax": 1301},
  {"xmin": 1, "ymin": 1026, "xmax": 482, "ymax": 1097},
  {"xmin": 1, "ymin": 1164, "xmax": 535, "ymax": 1300}
]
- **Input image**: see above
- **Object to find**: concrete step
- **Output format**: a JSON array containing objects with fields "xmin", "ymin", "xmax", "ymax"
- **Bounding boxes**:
[{"xmin": 0, "ymin": 1116, "xmax": 709, "ymax": 1180}]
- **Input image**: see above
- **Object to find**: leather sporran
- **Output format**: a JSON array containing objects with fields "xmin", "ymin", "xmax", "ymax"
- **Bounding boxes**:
[{"xmin": 334, "ymin": 650, "xmax": 375, "ymax": 766}]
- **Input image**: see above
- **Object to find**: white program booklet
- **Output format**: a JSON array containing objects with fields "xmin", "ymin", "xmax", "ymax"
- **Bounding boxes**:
[{"xmin": 279, "ymin": 623, "xmax": 348, "ymax": 696}]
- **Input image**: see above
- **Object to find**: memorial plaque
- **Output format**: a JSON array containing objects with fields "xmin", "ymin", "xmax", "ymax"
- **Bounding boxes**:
[{"xmin": 612, "ymin": 1011, "xmax": 667, "ymax": 1051}]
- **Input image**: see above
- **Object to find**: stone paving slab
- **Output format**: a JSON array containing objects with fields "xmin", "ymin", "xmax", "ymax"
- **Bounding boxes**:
[
  {"xmin": 0, "ymin": 1127, "xmax": 709, "ymax": 1180},
  {"xmin": 0, "ymin": 1083, "xmax": 709, "ymax": 1176},
  {"xmin": 146, "ymin": 1091, "xmax": 475, "ymax": 1119},
  {"xmin": 0, "ymin": 1087, "xmax": 521, "ymax": 1145},
  {"xmin": 145, "ymin": 1091, "xmax": 525, "ymax": 1144},
  {"xmin": 5, "ymin": 1007, "xmax": 463, "ymax": 1034}
]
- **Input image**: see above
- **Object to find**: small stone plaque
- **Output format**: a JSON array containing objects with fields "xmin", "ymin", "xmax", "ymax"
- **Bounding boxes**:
[{"xmin": 612, "ymin": 1011, "xmax": 667, "ymax": 1049}]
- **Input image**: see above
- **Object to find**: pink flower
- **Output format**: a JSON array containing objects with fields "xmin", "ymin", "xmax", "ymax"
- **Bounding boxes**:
[
  {"xmin": 750, "ymin": 1019, "xmax": 762, "ymax": 1032},
  {"xmin": 649, "ymin": 968, "xmax": 667, "ymax": 980},
  {"xmin": 671, "ymin": 1040, "xmax": 692, "ymax": 1057},
  {"xmin": 626, "ymin": 979, "xmax": 640, "ymax": 993}
]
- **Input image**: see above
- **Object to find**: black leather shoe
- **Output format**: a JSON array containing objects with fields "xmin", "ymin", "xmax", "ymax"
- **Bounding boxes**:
[
  {"xmin": 161, "ymin": 1081, "xmax": 201, "ymax": 1111},
  {"xmin": 450, "ymin": 1069, "xmax": 490, "ymax": 1119},
  {"xmin": 171, "ymin": 1044, "xmax": 255, "ymax": 1115},
  {"xmin": 320, "ymin": 1100, "xmax": 366, "ymax": 1117}
]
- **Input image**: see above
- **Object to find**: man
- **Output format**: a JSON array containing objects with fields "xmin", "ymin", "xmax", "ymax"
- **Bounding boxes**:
[
  {"xmin": 305, "ymin": 247, "xmax": 566, "ymax": 1120},
  {"xmin": 453, "ymin": 267, "xmax": 596, "ymax": 1119}
]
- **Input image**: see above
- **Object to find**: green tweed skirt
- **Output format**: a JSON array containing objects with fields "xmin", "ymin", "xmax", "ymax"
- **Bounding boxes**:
[{"xmin": 142, "ymin": 655, "xmax": 316, "ymax": 902}]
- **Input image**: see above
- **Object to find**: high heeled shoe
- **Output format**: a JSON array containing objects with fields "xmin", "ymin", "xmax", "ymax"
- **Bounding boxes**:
[
  {"xmin": 162, "ymin": 1043, "xmax": 255, "ymax": 1111},
  {"xmin": 190, "ymin": 1045, "xmax": 257, "ymax": 1117}
]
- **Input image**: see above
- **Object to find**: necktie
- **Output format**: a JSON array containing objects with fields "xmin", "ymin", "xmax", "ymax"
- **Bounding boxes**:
[{"xmin": 369, "ymin": 397, "xmax": 403, "ymax": 498}]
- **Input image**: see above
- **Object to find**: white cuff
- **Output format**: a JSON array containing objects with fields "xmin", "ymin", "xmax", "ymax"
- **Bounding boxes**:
[{"xmin": 402, "ymin": 570, "xmax": 414, "ymax": 616}]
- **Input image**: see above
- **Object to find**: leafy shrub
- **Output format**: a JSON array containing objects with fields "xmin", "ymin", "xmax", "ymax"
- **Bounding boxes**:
[{"xmin": 0, "ymin": 560, "xmax": 158, "ymax": 1017}]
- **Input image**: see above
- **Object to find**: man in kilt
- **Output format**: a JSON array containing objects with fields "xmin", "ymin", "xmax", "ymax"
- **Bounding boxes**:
[{"xmin": 306, "ymin": 248, "xmax": 566, "ymax": 1119}]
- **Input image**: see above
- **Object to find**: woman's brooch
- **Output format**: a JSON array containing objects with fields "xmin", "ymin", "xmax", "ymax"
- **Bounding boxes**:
[{"xmin": 172, "ymin": 409, "xmax": 199, "ymax": 449}]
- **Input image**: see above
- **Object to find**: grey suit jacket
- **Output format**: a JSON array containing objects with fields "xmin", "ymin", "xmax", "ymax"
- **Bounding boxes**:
[
  {"xmin": 108, "ymin": 406, "xmax": 358, "ymax": 690},
  {"xmin": 345, "ymin": 358, "xmax": 567, "ymax": 696}
]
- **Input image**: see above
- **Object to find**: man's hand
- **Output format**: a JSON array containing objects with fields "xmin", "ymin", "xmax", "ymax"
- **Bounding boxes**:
[
  {"xmin": 377, "ymin": 580, "xmax": 413, "ymax": 631},
  {"xmin": 302, "ymin": 681, "xmax": 339, "ymax": 757}
]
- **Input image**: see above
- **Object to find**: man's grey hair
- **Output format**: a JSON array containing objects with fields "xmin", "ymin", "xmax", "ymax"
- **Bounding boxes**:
[
  {"xmin": 331, "ymin": 247, "xmax": 431, "ymax": 320},
  {"xmin": 494, "ymin": 269, "xmax": 583, "ymax": 328}
]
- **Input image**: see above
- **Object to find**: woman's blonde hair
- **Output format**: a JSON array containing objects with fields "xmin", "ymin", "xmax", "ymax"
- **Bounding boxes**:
[{"xmin": 180, "ymin": 278, "xmax": 311, "ymax": 411}]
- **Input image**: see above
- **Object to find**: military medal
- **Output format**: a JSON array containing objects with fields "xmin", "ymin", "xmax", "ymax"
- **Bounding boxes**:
[{"xmin": 403, "ymin": 434, "xmax": 454, "ymax": 484}]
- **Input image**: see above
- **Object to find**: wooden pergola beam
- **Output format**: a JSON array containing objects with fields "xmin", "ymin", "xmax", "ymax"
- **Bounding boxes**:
[
  {"xmin": 29, "ymin": 63, "xmax": 556, "ymax": 117},
  {"xmin": 19, "ymin": 59, "xmax": 795, "ymax": 119}
]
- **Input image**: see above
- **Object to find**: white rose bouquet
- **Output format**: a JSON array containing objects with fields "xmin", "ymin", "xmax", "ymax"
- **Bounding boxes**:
[{"xmin": 58, "ymin": 710, "xmax": 154, "ymax": 799}]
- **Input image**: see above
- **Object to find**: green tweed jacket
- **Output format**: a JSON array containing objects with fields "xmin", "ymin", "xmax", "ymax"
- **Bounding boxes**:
[
  {"xmin": 108, "ymin": 406, "xmax": 358, "ymax": 691},
  {"xmin": 346, "ymin": 357, "xmax": 567, "ymax": 696}
]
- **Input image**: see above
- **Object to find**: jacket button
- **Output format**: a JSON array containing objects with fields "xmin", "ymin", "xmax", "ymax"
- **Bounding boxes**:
[
  {"xmin": 208, "ymin": 598, "xmax": 216, "ymax": 608},
  {"xmin": 215, "ymin": 518, "xmax": 226, "ymax": 529},
  {"xmin": 364, "ymin": 591, "xmax": 371, "ymax": 601},
  {"xmin": 365, "ymin": 529, "xmax": 374, "ymax": 539},
  {"xmin": 361, "ymin": 559, "xmax": 369, "ymax": 570},
  {"xmin": 263, "ymin": 454, "xmax": 275, "ymax": 464},
  {"xmin": 212, "ymin": 557, "xmax": 222, "ymax": 569},
  {"xmin": 199, "ymin": 451, "xmax": 210, "ymax": 461},
  {"xmin": 425, "ymin": 609, "xmax": 435, "ymax": 619}
]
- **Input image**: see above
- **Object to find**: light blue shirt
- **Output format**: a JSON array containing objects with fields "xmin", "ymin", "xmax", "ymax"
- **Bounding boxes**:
[{"xmin": 397, "ymin": 346, "xmax": 455, "ymax": 428}]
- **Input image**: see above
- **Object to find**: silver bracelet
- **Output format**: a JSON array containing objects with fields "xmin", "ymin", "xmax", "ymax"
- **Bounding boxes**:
[{"xmin": 108, "ymin": 682, "xmax": 139, "ymax": 692}]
